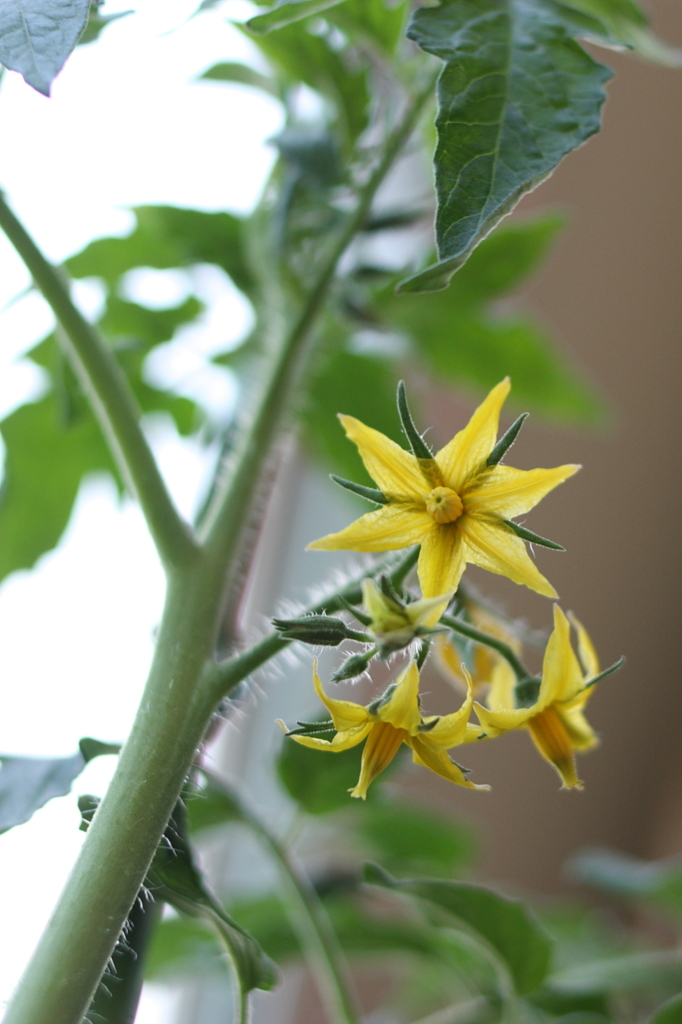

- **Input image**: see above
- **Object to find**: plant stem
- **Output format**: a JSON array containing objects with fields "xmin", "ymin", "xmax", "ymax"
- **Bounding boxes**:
[
  {"xmin": 441, "ymin": 615, "xmax": 530, "ymax": 682},
  {"xmin": 0, "ymin": 192, "xmax": 197, "ymax": 572},
  {"xmin": 231, "ymin": 797, "xmax": 359, "ymax": 1024}
]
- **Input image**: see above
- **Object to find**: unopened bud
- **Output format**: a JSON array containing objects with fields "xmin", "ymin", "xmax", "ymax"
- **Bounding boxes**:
[
  {"xmin": 273, "ymin": 615, "xmax": 355, "ymax": 646},
  {"xmin": 331, "ymin": 652, "xmax": 374, "ymax": 682}
]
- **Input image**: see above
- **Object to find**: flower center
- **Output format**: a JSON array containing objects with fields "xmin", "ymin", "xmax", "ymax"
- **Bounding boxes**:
[{"xmin": 426, "ymin": 486, "xmax": 463, "ymax": 524}]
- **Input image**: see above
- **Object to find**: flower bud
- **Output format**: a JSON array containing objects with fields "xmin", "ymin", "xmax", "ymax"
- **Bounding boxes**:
[{"xmin": 273, "ymin": 615, "xmax": 357, "ymax": 647}]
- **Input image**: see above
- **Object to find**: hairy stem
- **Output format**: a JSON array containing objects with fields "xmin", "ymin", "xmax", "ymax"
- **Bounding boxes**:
[{"xmin": 0, "ymin": 192, "xmax": 197, "ymax": 572}]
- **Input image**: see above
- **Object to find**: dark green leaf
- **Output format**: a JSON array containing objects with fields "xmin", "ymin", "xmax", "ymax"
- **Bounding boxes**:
[
  {"xmin": 352, "ymin": 802, "xmax": 477, "ymax": 876},
  {"xmin": 365, "ymin": 863, "xmax": 553, "ymax": 994},
  {"xmin": 147, "ymin": 802, "xmax": 276, "ymax": 993},
  {"xmin": 248, "ymin": 0, "xmax": 347, "ymax": 34},
  {"xmin": 401, "ymin": 0, "xmax": 613, "ymax": 291},
  {"xmin": 302, "ymin": 348, "xmax": 402, "ymax": 483},
  {"xmin": 0, "ymin": 395, "xmax": 115, "ymax": 582},
  {"xmin": 649, "ymin": 992, "xmax": 682, "ymax": 1024},
  {"xmin": 374, "ymin": 217, "xmax": 603, "ymax": 423},
  {"xmin": 199, "ymin": 61, "xmax": 277, "ymax": 94},
  {"xmin": 0, "ymin": 738, "xmax": 117, "ymax": 834},
  {"xmin": 67, "ymin": 206, "xmax": 255, "ymax": 297},
  {"xmin": 0, "ymin": 0, "xmax": 91, "ymax": 95}
]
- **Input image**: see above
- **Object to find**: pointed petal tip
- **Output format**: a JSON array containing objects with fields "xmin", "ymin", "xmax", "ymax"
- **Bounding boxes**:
[{"xmin": 275, "ymin": 719, "xmax": 288, "ymax": 734}]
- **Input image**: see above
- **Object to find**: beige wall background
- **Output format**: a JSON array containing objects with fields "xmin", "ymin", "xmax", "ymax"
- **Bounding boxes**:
[{"xmin": 399, "ymin": 0, "xmax": 682, "ymax": 893}]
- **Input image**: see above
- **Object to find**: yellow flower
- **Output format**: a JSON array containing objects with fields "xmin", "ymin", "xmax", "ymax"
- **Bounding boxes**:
[
  {"xmin": 361, "ymin": 578, "xmax": 452, "ymax": 650},
  {"xmin": 279, "ymin": 660, "xmax": 487, "ymax": 799},
  {"xmin": 308, "ymin": 379, "xmax": 579, "ymax": 598},
  {"xmin": 434, "ymin": 601, "xmax": 521, "ymax": 698},
  {"xmin": 474, "ymin": 605, "xmax": 603, "ymax": 789}
]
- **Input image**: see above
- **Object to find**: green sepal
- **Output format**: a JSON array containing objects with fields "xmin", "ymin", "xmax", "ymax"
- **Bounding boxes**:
[
  {"xmin": 487, "ymin": 413, "xmax": 529, "ymax": 466},
  {"xmin": 585, "ymin": 656, "xmax": 626, "ymax": 689},
  {"xmin": 504, "ymin": 520, "xmax": 565, "ymax": 551},
  {"xmin": 378, "ymin": 573, "xmax": 405, "ymax": 607},
  {"xmin": 396, "ymin": 381, "xmax": 433, "ymax": 460},
  {"xmin": 286, "ymin": 720, "xmax": 336, "ymax": 737},
  {"xmin": 514, "ymin": 677, "xmax": 542, "ymax": 709},
  {"xmin": 330, "ymin": 474, "xmax": 388, "ymax": 505},
  {"xmin": 336, "ymin": 595, "xmax": 372, "ymax": 626},
  {"xmin": 415, "ymin": 639, "xmax": 431, "ymax": 670}
]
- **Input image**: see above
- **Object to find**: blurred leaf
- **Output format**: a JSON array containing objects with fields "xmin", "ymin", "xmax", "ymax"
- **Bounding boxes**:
[
  {"xmin": 147, "ymin": 801, "xmax": 277, "ymax": 993},
  {"xmin": 0, "ymin": 0, "xmax": 91, "ymax": 95},
  {"xmin": 564, "ymin": 0, "xmax": 682, "ymax": 65},
  {"xmin": 0, "ymin": 738, "xmax": 117, "ymax": 834},
  {"xmin": 199, "ymin": 60, "xmax": 277, "ymax": 94},
  {"xmin": 547, "ymin": 949, "xmax": 682, "ymax": 996},
  {"xmin": 67, "ymin": 205, "xmax": 255, "ymax": 297},
  {"xmin": 650, "ymin": 992, "xmax": 682, "ymax": 1024},
  {"xmin": 302, "ymin": 348, "xmax": 401, "ymax": 484},
  {"xmin": 248, "ymin": 0, "xmax": 347, "ymax": 34},
  {"xmin": 567, "ymin": 847, "xmax": 682, "ymax": 918},
  {"xmin": 246, "ymin": 21, "xmax": 369, "ymax": 145},
  {"xmin": 374, "ymin": 216, "xmax": 603, "ymax": 423},
  {"xmin": 276, "ymin": 713, "xmax": 404, "ymax": 814},
  {"xmin": 146, "ymin": 916, "xmax": 227, "ymax": 980},
  {"xmin": 0, "ymin": 394, "xmax": 116, "ymax": 581},
  {"xmin": 401, "ymin": 0, "xmax": 613, "ymax": 291},
  {"xmin": 327, "ymin": 0, "xmax": 407, "ymax": 55},
  {"xmin": 78, "ymin": 6, "xmax": 133, "ymax": 47},
  {"xmin": 351, "ymin": 801, "xmax": 477, "ymax": 876},
  {"xmin": 365, "ymin": 863, "xmax": 553, "ymax": 994},
  {"xmin": 185, "ymin": 779, "xmax": 246, "ymax": 834}
]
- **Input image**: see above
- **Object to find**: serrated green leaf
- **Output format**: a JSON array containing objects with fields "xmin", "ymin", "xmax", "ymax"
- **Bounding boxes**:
[
  {"xmin": 365, "ymin": 863, "xmax": 553, "ymax": 994},
  {"xmin": 67, "ymin": 206, "xmax": 255, "ymax": 297},
  {"xmin": 199, "ymin": 61, "xmax": 277, "ymax": 94},
  {"xmin": 302, "ymin": 348, "xmax": 402, "ymax": 483},
  {"xmin": 248, "ymin": 0, "xmax": 347, "ymax": 34},
  {"xmin": 0, "ymin": 738, "xmax": 117, "ymax": 834},
  {"xmin": 649, "ymin": 992, "xmax": 682, "ymax": 1024},
  {"xmin": 374, "ymin": 217, "xmax": 603, "ymax": 423},
  {"xmin": 401, "ymin": 0, "xmax": 613, "ymax": 291},
  {"xmin": 0, "ymin": 394, "xmax": 115, "ymax": 582},
  {"xmin": 0, "ymin": 0, "xmax": 91, "ymax": 95}
]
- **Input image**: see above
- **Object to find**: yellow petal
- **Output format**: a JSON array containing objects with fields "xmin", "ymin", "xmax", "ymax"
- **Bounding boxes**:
[
  {"xmin": 433, "ymin": 635, "xmax": 469, "ymax": 693},
  {"xmin": 408, "ymin": 736, "xmax": 489, "ymax": 790},
  {"xmin": 418, "ymin": 523, "xmax": 467, "ymax": 598},
  {"xmin": 308, "ymin": 504, "xmax": 432, "ymax": 553},
  {"xmin": 435, "ymin": 379, "xmax": 511, "ymax": 492},
  {"xmin": 349, "ymin": 721, "xmax": 406, "ymax": 799},
  {"xmin": 377, "ymin": 662, "xmax": 422, "ymax": 733},
  {"xmin": 541, "ymin": 606, "xmax": 584, "ymax": 705},
  {"xmin": 463, "ymin": 464, "xmax": 581, "ymax": 518},
  {"xmin": 526, "ymin": 705, "xmax": 582, "ymax": 789},
  {"xmin": 406, "ymin": 593, "xmax": 454, "ymax": 630},
  {"xmin": 474, "ymin": 700, "xmax": 536, "ymax": 736},
  {"xmin": 460, "ymin": 516, "xmax": 558, "ymax": 597},
  {"xmin": 311, "ymin": 660, "xmax": 369, "ymax": 732},
  {"xmin": 486, "ymin": 660, "xmax": 517, "ymax": 712},
  {"xmin": 338, "ymin": 415, "xmax": 428, "ymax": 499},
  {"xmin": 416, "ymin": 669, "xmax": 474, "ymax": 749},
  {"xmin": 568, "ymin": 611, "xmax": 600, "ymax": 680},
  {"xmin": 291, "ymin": 723, "xmax": 372, "ymax": 753},
  {"xmin": 558, "ymin": 704, "xmax": 599, "ymax": 752}
]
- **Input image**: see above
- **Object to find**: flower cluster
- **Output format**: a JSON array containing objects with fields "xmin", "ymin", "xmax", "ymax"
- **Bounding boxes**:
[{"xmin": 277, "ymin": 380, "xmax": 623, "ymax": 797}]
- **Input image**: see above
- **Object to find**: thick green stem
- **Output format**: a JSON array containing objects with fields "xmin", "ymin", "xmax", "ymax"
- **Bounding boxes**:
[
  {"xmin": 0, "ymin": 193, "xmax": 197, "ymax": 571},
  {"xmin": 441, "ymin": 614, "xmax": 530, "ymax": 682}
]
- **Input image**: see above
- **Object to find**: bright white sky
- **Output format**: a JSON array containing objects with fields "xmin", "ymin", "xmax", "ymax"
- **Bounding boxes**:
[{"xmin": 0, "ymin": 0, "xmax": 283, "ymax": 1016}]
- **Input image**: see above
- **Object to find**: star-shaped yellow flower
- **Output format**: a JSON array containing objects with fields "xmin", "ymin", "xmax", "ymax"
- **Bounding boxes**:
[
  {"xmin": 474, "ymin": 605, "xmax": 603, "ymax": 789},
  {"xmin": 308, "ymin": 379, "xmax": 579, "ymax": 598},
  {"xmin": 279, "ymin": 660, "xmax": 487, "ymax": 799},
  {"xmin": 361, "ymin": 577, "xmax": 452, "ymax": 649}
]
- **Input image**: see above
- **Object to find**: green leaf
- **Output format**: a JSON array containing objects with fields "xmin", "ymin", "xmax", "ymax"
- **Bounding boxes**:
[
  {"xmin": 0, "ymin": 738, "xmax": 117, "ymax": 834},
  {"xmin": 276, "ymin": 714, "xmax": 404, "ymax": 814},
  {"xmin": 365, "ymin": 863, "xmax": 553, "ymax": 994},
  {"xmin": 78, "ymin": 7, "xmax": 133, "ymax": 47},
  {"xmin": 0, "ymin": 0, "xmax": 91, "ymax": 95},
  {"xmin": 302, "ymin": 348, "xmax": 402, "ymax": 483},
  {"xmin": 88, "ymin": 891, "xmax": 159, "ymax": 1024},
  {"xmin": 326, "ymin": 0, "xmax": 407, "ymax": 55},
  {"xmin": 146, "ymin": 917, "xmax": 227, "ymax": 980},
  {"xmin": 199, "ymin": 61, "xmax": 277, "ymax": 94},
  {"xmin": 547, "ymin": 949, "xmax": 682, "ymax": 996},
  {"xmin": 0, "ymin": 394, "xmax": 115, "ymax": 582},
  {"xmin": 352, "ymin": 802, "xmax": 477, "ymax": 876},
  {"xmin": 146, "ymin": 802, "xmax": 277, "ymax": 994},
  {"xmin": 185, "ymin": 781, "xmax": 246, "ymax": 835},
  {"xmin": 563, "ymin": 0, "xmax": 682, "ymax": 65},
  {"xmin": 374, "ymin": 217, "xmax": 603, "ymax": 423},
  {"xmin": 248, "ymin": 0, "xmax": 347, "ymax": 34},
  {"xmin": 566, "ymin": 847, "xmax": 682, "ymax": 918},
  {"xmin": 401, "ymin": 0, "xmax": 613, "ymax": 291},
  {"xmin": 650, "ymin": 992, "xmax": 682, "ymax": 1024},
  {"xmin": 67, "ymin": 205, "xmax": 255, "ymax": 297}
]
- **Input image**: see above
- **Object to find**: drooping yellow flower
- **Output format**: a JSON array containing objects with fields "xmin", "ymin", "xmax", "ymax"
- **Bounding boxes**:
[
  {"xmin": 361, "ymin": 577, "xmax": 452, "ymax": 651},
  {"xmin": 434, "ymin": 600, "xmax": 522, "ymax": 698},
  {"xmin": 474, "ymin": 605, "xmax": 602, "ymax": 789},
  {"xmin": 308, "ymin": 379, "xmax": 579, "ymax": 599},
  {"xmin": 279, "ymin": 660, "xmax": 487, "ymax": 799}
]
